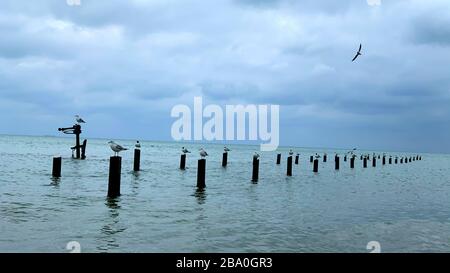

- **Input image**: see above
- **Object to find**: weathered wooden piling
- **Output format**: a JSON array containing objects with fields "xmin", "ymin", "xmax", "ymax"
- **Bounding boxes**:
[
  {"xmin": 252, "ymin": 157, "xmax": 259, "ymax": 182},
  {"xmin": 363, "ymin": 157, "xmax": 367, "ymax": 168},
  {"xmin": 335, "ymin": 155, "xmax": 340, "ymax": 170},
  {"xmin": 310, "ymin": 156, "xmax": 313, "ymax": 163},
  {"xmin": 295, "ymin": 155, "xmax": 299, "ymax": 165},
  {"xmin": 344, "ymin": 155, "xmax": 347, "ymax": 162},
  {"xmin": 395, "ymin": 158, "xmax": 398, "ymax": 164},
  {"xmin": 180, "ymin": 154, "xmax": 186, "ymax": 170},
  {"xmin": 81, "ymin": 139, "xmax": 87, "ymax": 160},
  {"xmin": 108, "ymin": 156, "xmax": 122, "ymax": 198},
  {"xmin": 52, "ymin": 156, "xmax": 62, "ymax": 178},
  {"xmin": 360, "ymin": 155, "xmax": 363, "ymax": 160},
  {"xmin": 350, "ymin": 157, "xmax": 355, "ymax": 169},
  {"xmin": 313, "ymin": 159, "xmax": 319, "ymax": 173},
  {"xmin": 197, "ymin": 159, "xmax": 206, "ymax": 188},
  {"xmin": 276, "ymin": 154, "xmax": 281, "ymax": 165},
  {"xmin": 287, "ymin": 156, "xmax": 293, "ymax": 176},
  {"xmin": 389, "ymin": 157, "xmax": 392, "ymax": 164},
  {"xmin": 372, "ymin": 157, "xmax": 376, "ymax": 167},
  {"xmin": 323, "ymin": 154, "xmax": 327, "ymax": 162},
  {"xmin": 133, "ymin": 149, "xmax": 141, "ymax": 172},
  {"xmin": 409, "ymin": 157, "xmax": 412, "ymax": 163},
  {"xmin": 382, "ymin": 156, "xmax": 386, "ymax": 165},
  {"xmin": 222, "ymin": 152, "xmax": 228, "ymax": 167},
  {"xmin": 400, "ymin": 158, "xmax": 403, "ymax": 164}
]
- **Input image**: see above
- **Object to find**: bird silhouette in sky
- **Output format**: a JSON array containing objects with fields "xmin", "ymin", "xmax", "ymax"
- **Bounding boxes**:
[{"xmin": 352, "ymin": 44, "xmax": 362, "ymax": 62}]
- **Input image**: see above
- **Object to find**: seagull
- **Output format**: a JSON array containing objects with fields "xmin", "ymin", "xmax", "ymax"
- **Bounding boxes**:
[
  {"xmin": 224, "ymin": 146, "xmax": 231, "ymax": 152},
  {"xmin": 135, "ymin": 141, "xmax": 141, "ymax": 149},
  {"xmin": 75, "ymin": 115, "xmax": 86, "ymax": 124},
  {"xmin": 352, "ymin": 44, "xmax": 362, "ymax": 62},
  {"xmin": 182, "ymin": 147, "xmax": 191, "ymax": 154},
  {"xmin": 315, "ymin": 153, "xmax": 321, "ymax": 159},
  {"xmin": 289, "ymin": 149, "xmax": 294, "ymax": 156},
  {"xmin": 253, "ymin": 152, "xmax": 260, "ymax": 160},
  {"xmin": 108, "ymin": 141, "xmax": 128, "ymax": 156},
  {"xmin": 199, "ymin": 148, "xmax": 208, "ymax": 158}
]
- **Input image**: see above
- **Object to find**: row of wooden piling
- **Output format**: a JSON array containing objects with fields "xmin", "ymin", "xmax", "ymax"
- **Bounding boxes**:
[{"xmin": 51, "ymin": 150, "xmax": 422, "ymax": 198}]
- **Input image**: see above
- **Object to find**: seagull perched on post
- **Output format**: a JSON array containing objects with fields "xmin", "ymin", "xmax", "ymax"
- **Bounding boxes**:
[
  {"xmin": 253, "ymin": 152, "xmax": 260, "ymax": 160},
  {"xmin": 289, "ymin": 149, "xmax": 294, "ymax": 156},
  {"xmin": 315, "ymin": 153, "xmax": 321, "ymax": 159},
  {"xmin": 75, "ymin": 115, "xmax": 86, "ymax": 124},
  {"xmin": 182, "ymin": 147, "xmax": 191, "ymax": 154},
  {"xmin": 224, "ymin": 146, "xmax": 231, "ymax": 152},
  {"xmin": 135, "ymin": 141, "xmax": 141, "ymax": 149},
  {"xmin": 108, "ymin": 141, "xmax": 128, "ymax": 156},
  {"xmin": 199, "ymin": 148, "xmax": 208, "ymax": 158},
  {"xmin": 352, "ymin": 44, "xmax": 362, "ymax": 62}
]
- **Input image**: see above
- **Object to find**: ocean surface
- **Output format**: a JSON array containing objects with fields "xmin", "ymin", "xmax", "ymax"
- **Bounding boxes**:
[{"xmin": 0, "ymin": 135, "xmax": 449, "ymax": 253}]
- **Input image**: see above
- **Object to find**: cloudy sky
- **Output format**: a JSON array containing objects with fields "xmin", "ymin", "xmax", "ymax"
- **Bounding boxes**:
[{"xmin": 1, "ymin": 0, "xmax": 449, "ymax": 153}]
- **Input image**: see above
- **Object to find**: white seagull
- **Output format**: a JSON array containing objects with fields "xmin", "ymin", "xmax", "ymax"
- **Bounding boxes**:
[
  {"xmin": 108, "ymin": 141, "xmax": 128, "ymax": 156},
  {"xmin": 182, "ymin": 147, "xmax": 191, "ymax": 154},
  {"xmin": 75, "ymin": 115, "xmax": 86, "ymax": 124},
  {"xmin": 315, "ymin": 153, "xmax": 321, "ymax": 159},
  {"xmin": 352, "ymin": 44, "xmax": 362, "ymax": 62},
  {"xmin": 224, "ymin": 146, "xmax": 231, "ymax": 152},
  {"xmin": 135, "ymin": 141, "xmax": 141, "ymax": 149},
  {"xmin": 253, "ymin": 152, "xmax": 260, "ymax": 160},
  {"xmin": 199, "ymin": 148, "xmax": 208, "ymax": 158},
  {"xmin": 289, "ymin": 149, "xmax": 294, "ymax": 156}
]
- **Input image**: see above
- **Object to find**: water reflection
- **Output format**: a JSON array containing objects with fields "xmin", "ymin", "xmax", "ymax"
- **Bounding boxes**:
[
  {"xmin": 97, "ymin": 197, "xmax": 126, "ymax": 252},
  {"xmin": 193, "ymin": 188, "xmax": 207, "ymax": 205},
  {"xmin": 50, "ymin": 177, "xmax": 60, "ymax": 187}
]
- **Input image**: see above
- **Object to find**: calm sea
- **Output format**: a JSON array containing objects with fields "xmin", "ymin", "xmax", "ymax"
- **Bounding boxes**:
[{"xmin": 0, "ymin": 135, "xmax": 449, "ymax": 253}]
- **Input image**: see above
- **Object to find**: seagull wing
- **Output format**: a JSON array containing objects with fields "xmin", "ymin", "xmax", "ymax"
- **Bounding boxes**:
[
  {"xmin": 358, "ymin": 43, "xmax": 362, "ymax": 53},
  {"xmin": 352, "ymin": 53, "xmax": 359, "ymax": 62}
]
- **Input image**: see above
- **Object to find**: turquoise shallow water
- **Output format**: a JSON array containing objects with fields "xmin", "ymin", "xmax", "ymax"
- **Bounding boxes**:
[{"xmin": 0, "ymin": 135, "xmax": 449, "ymax": 253}]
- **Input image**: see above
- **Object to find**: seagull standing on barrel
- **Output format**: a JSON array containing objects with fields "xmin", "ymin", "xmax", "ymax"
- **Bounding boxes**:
[
  {"xmin": 75, "ymin": 115, "xmax": 86, "ymax": 124},
  {"xmin": 108, "ymin": 141, "xmax": 128, "ymax": 156},
  {"xmin": 352, "ymin": 44, "xmax": 362, "ymax": 62},
  {"xmin": 182, "ymin": 147, "xmax": 191, "ymax": 154},
  {"xmin": 199, "ymin": 148, "xmax": 208, "ymax": 158}
]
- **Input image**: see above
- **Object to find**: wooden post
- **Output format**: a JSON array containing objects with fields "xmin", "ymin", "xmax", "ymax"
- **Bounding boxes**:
[
  {"xmin": 108, "ymin": 156, "xmax": 122, "ymax": 198},
  {"xmin": 395, "ymin": 158, "xmax": 398, "ymax": 164},
  {"xmin": 313, "ymin": 159, "xmax": 319, "ymax": 173},
  {"xmin": 74, "ymin": 125, "xmax": 81, "ymax": 159},
  {"xmin": 252, "ymin": 157, "xmax": 259, "ymax": 183},
  {"xmin": 180, "ymin": 154, "xmax": 186, "ymax": 170},
  {"xmin": 197, "ymin": 159, "xmax": 206, "ymax": 188},
  {"xmin": 295, "ymin": 155, "xmax": 299, "ymax": 165},
  {"xmin": 133, "ymin": 149, "xmax": 141, "ymax": 172},
  {"xmin": 372, "ymin": 157, "xmax": 376, "ymax": 167},
  {"xmin": 276, "ymin": 154, "xmax": 281, "ymax": 165},
  {"xmin": 382, "ymin": 156, "xmax": 386, "ymax": 165},
  {"xmin": 287, "ymin": 156, "xmax": 293, "ymax": 176},
  {"xmin": 310, "ymin": 156, "xmax": 313, "ymax": 163},
  {"xmin": 323, "ymin": 154, "xmax": 327, "ymax": 162},
  {"xmin": 81, "ymin": 139, "xmax": 87, "ymax": 160},
  {"xmin": 389, "ymin": 157, "xmax": 392, "ymax": 164},
  {"xmin": 350, "ymin": 157, "xmax": 355, "ymax": 169},
  {"xmin": 52, "ymin": 156, "xmax": 62, "ymax": 178},
  {"xmin": 222, "ymin": 152, "xmax": 228, "ymax": 167},
  {"xmin": 335, "ymin": 155, "xmax": 340, "ymax": 170},
  {"xmin": 344, "ymin": 155, "xmax": 347, "ymax": 162},
  {"xmin": 363, "ymin": 157, "xmax": 367, "ymax": 168}
]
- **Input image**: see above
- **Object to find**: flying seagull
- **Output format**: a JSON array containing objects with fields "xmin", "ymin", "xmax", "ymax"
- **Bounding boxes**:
[
  {"xmin": 352, "ymin": 44, "xmax": 362, "ymax": 62},
  {"xmin": 199, "ymin": 148, "xmax": 208, "ymax": 158},
  {"xmin": 182, "ymin": 147, "xmax": 191, "ymax": 154},
  {"xmin": 75, "ymin": 115, "xmax": 86, "ymax": 124},
  {"xmin": 108, "ymin": 141, "xmax": 128, "ymax": 156}
]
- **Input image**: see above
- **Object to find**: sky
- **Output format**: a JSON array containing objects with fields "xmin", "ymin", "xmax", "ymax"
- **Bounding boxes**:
[{"xmin": 0, "ymin": 0, "xmax": 450, "ymax": 153}]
